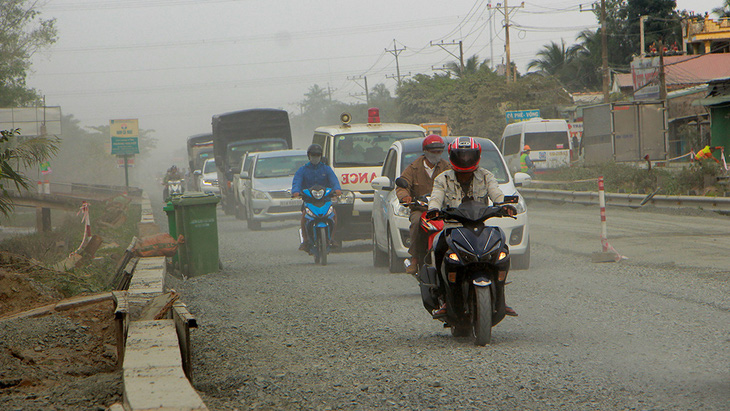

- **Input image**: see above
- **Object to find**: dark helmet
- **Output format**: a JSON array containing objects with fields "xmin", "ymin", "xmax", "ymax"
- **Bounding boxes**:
[
  {"xmin": 448, "ymin": 137, "xmax": 481, "ymax": 173},
  {"xmin": 307, "ymin": 144, "xmax": 323, "ymax": 157},
  {"xmin": 422, "ymin": 134, "xmax": 445, "ymax": 151}
]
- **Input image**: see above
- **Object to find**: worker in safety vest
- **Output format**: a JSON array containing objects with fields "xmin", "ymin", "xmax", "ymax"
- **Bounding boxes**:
[
  {"xmin": 520, "ymin": 145, "xmax": 535, "ymax": 176},
  {"xmin": 695, "ymin": 145, "xmax": 722, "ymax": 164}
]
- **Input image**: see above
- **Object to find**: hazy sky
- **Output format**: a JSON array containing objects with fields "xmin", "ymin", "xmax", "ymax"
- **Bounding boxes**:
[{"xmin": 28, "ymin": 0, "xmax": 721, "ymax": 152}]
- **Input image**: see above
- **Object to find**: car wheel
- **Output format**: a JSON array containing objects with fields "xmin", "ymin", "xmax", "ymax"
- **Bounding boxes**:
[
  {"xmin": 511, "ymin": 237, "xmax": 530, "ymax": 270},
  {"xmin": 372, "ymin": 222, "xmax": 387, "ymax": 267},
  {"xmin": 387, "ymin": 228, "xmax": 402, "ymax": 273},
  {"xmin": 234, "ymin": 197, "xmax": 245, "ymax": 220},
  {"xmin": 246, "ymin": 201, "xmax": 261, "ymax": 230}
]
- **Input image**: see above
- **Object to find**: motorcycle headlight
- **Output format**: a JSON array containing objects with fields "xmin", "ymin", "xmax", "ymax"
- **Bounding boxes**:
[
  {"xmin": 305, "ymin": 207, "xmax": 316, "ymax": 217},
  {"xmin": 252, "ymin": 189, "xmax": 268, "ymax": 200},
  {"xmin": 337, "ymin": 190, "xmax": 355, "ymax": 204},
  {"xmin": 312, "ymin": 189, "xmax": 325, "ymax": 200},
  {"xmin": 326, "ymin": 205, "xmax": 335, "ymax": 216},
  {"xmin": 394, "ymin": 203, "xmax": 410, "ymax": 217},
  {"xmin": 447, "ymin": 252, "xmax": 460, "ymax": 262}
]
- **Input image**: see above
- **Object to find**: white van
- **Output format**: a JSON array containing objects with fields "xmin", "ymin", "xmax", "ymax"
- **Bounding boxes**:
[
  {"xmin": 312, "ymin": 111, "xmax": 426, "ymax": 241},
  {"xmin": 500, "ymin": 118, "xmax": 571, "ymax": 174}
]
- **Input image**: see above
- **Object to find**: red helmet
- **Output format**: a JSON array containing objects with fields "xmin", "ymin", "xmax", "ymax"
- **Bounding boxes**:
[
  {"xmin": 448, "ymin": 137, "xmax": 481, "ymax": 173},
  {"xmin": 422, "ymin": 134, "xmax": 445, "ymax": 151}
]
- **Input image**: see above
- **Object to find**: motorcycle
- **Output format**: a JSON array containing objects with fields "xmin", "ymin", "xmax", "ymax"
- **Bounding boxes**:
[
  {"xmin": 163, "ymin": 179, "xmax": 184, "ymax": 201},
  {"xmin": 418, "ymin": 197, "xmax": 518, "ymax": 345},
  {"xmin": 300, "ymin": 185, "xmax": 336, "ymax": 265}
]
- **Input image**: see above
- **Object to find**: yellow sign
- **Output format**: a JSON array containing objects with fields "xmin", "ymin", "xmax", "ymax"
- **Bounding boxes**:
[{"xmin": 110, "ymin": 119, "xmax": 139, "ymax": 138}]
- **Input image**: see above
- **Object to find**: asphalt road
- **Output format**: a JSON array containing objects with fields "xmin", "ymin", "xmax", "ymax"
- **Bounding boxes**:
[{"xmin": 160, "ymin": 199, "xmax": 729, "ymax": 410}]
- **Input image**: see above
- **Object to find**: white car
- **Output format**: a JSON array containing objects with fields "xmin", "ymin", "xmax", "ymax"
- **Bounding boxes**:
[
  {"xmin": 371, "ymin": 137, "xmax": 531, "ymax": 273},
  {"xmin": 198, "ymin": 158, "xmax": 220, "ymax": 195}
]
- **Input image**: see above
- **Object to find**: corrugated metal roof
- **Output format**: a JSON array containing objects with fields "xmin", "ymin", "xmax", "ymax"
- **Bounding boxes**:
[{"xmin": 616, "ymin": 54, "xmax": 730, "ymax": 88}]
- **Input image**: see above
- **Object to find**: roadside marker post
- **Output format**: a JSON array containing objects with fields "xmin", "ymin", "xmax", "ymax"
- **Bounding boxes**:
[{"xmin": 592, "ymin": 176, "xmax": 627, "ymax": 263}]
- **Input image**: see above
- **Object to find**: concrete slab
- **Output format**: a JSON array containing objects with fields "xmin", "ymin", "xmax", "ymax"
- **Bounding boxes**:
[{"xmin": 123, "ymin": 320, "xmax": 207, "ymax": 411}]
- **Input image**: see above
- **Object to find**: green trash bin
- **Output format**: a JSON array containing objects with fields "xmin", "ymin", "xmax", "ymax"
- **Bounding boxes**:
[
  {"xmin": 171, "ymin": 193, "xmax": 220, "ymax": 277},
  {"xmin": 163, "ymin": 201, "xmax": 179, "ymax": 267}
]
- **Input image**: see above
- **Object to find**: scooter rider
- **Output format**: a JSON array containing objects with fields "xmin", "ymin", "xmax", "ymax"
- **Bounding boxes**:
[
  {"xmin": 427, "ymin": 136, "xmax": 518, "ymax": 317},
  {"xmin": 292, "ymin": 144, "xmax": 342, "ymax": 251},
  {"xmin": 396, "ymin": 134, "xmax": 451, "ymax": 275}
]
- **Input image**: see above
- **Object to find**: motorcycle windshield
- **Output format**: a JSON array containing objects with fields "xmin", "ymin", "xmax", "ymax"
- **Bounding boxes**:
[{"xmin": 443, "ymin": 200, "xmax": 501, "ymax": 224}]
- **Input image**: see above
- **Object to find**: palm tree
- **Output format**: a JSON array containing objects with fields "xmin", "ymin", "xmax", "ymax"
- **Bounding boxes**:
[
  {"xmin": 445, "ymin": 55, "xmax": 492, "ymax": 78},
  {"xmin": 0, "ymin": 128, "xmax": 59, "ymax": 216},
  {"xmin": 568, "ymin": 30, "xmax": 603, "ymax": 91},
  {"xmin": 527, "ymin": 39, "xmax": 575, "ymax": 75},
  {"xmin": 713, "ymin": 0, "xmax": 730, "ymax": 18}
]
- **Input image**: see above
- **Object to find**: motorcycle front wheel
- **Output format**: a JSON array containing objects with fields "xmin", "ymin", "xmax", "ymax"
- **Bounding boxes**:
[
  {"xmin": 474, "ymin": 287, "xmax": 493, "ymax": 346},
  {"xmin": 317, "ymin": 226, "xmax": 328, "ymax": 266}
]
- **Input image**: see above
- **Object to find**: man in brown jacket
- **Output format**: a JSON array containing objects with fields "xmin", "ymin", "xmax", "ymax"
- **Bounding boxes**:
[{"xmin": 396, "ymin": 135, "xmax": 451, "ymax": 275}]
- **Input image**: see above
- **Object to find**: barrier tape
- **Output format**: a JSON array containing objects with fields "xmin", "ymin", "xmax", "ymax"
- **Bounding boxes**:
[{"xmin": 71, "ymin": 201, "xmax": 91, "ymax": 256}]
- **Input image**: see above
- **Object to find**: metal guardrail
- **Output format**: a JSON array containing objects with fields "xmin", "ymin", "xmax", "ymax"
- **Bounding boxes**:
[{"xmin": 519, "ymin": 187, "xmax": 730, "ymax": 212}]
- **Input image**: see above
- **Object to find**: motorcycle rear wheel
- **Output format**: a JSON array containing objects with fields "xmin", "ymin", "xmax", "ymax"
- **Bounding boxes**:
[
  {"xmin": 474, "ymin": 287, "xmax": 493, "ymax": 346},
  {"xmin": 318, "ymin": 226, "xmax": 328, "ymax": 266}
]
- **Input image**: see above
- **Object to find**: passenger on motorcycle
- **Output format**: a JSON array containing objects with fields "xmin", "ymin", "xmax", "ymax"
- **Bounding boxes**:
[
  {"xmin": 396, "ymin": 135, "xmax": 451, "ymax": 275},
  {"xmin": 292, "ymin": 144, "xmax": 342, "ymax": 251},
  {"xmin": 427, "ymin": 136, "xmax": 518, "ymax": 317},
  {"xmin": 163, "ymin": 165, "xmax": 183, "ymax": 184}
]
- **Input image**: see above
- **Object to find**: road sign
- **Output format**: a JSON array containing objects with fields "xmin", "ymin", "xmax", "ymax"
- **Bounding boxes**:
[
  {"xmin": 505, "ymin": 109, "xmax": 540, "ymax": 124},
  {"xmin": 110, "ymin": 119, "xmax": 140, "ymax": 155}
]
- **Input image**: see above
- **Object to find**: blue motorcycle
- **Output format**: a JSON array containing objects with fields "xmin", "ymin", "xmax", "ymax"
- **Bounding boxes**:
[{"xmin": 301, "ymin": 185, "xmax": 336, "ymax": 265}]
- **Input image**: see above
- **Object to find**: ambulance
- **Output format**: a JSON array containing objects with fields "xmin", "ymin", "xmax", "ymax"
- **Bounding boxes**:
[{"xmin": 311, "ymin": 109, "xmax": 426, "ymax": 240}]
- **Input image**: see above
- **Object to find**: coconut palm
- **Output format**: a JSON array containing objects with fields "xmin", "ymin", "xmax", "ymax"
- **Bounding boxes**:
[
  {"xmin": 445, "ymin": 55, "xmax": 492, "ymax": 78},
  {"xmin": 527, "ymin": 39, "xmax": 575, "ymax": 75}
]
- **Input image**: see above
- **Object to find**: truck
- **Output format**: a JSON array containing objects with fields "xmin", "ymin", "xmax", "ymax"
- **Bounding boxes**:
[
  {"xmin": 582, "ymin": 101, "xmax": 667, "ymax": 164},
  {"xmin": 186, "ymin": 133, "xmax": 214, "ymax": 191},
  {"xmin": 211, "ymin": 109, "xmax": 292, "ymax": 214},
  {"xmin": 311, "ymin": 109, "xmax": 426, "ymax": 241}
]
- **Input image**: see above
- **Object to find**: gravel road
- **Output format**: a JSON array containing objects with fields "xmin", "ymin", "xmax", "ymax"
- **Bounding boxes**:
[{"xmin": 159, "ymin": 199, "xmax": 729, "ymax": 410}]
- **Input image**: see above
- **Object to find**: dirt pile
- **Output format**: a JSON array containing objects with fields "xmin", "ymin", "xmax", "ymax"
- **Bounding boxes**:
[{"xmin": 0, "ymin": 253, "xmax": 122, "ymax": 410}]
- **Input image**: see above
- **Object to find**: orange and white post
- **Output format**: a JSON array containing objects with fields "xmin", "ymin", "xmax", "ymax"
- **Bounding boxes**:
[{"xmin": 592, "ymin": 176, "xmax": 626, "ymax": 263}]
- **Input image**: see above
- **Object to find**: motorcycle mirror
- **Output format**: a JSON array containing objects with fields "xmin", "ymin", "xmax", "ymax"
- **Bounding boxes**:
[
  {"xmin": 395, "ymin": 177, "xmax": 409, "ymax": 189},
  {"xmin": 502, "ymin": 195, "xmax": 519, "ymax": 204}
]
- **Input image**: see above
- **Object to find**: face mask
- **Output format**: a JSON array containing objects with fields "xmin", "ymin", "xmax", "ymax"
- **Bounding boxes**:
[
  {"xmin": 310, "ymin": 155, "xmax": 321, "ymax": 165},
  {"xmin": 424, "ymin": 152, "xmax": 441, "ymax": 165}
]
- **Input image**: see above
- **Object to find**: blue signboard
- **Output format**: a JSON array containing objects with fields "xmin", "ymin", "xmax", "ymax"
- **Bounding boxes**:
[{"xmin": 505, "ymin": 109, "xmax": 541, "ymax": 124}]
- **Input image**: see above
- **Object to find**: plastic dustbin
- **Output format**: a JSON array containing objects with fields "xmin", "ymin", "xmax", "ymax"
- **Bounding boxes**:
[
  {"xmin": 171, "ymin": 193, "xmax": 220, "ymax": 277},
  {"xmin": 163, "ymin": 201, "xmax": 179, "ymax": 267}
]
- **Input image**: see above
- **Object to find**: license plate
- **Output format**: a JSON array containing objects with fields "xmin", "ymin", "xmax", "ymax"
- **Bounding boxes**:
[{"xmin": 281, "ymin": 199, "xmax": 301, "ymax": 207}]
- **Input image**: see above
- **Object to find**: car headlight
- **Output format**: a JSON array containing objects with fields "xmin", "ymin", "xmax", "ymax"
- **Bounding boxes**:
[
  {"xmin": 513, "ymin": 196, "xmax": 527, "ymax": 214},
  {"xmin": 394, "ymin": 203, "xmax": 410, "ymax": 217},
  {"xmin": 202, "ymin": 180, "xmax": 213, "ymax": 186},
  {"xmin": 337, "ymin": 190, "xmax": 355, "ymax": 204},
  {"xmin": 252, "ymin": 189, "xmax": 268, "ymax": 200}
]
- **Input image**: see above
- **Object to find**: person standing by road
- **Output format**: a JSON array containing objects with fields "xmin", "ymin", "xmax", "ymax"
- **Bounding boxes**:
[
  {"xmin": 292, "ymin": 144, "xmax": 342, "ymax": 250},
  {"xmin": 520, "ymin": 145, "xmax": 535, "ymax": 177},
  {"xmin": 396, "ymin": 135, "xmax": 451, "ymax": 275}
]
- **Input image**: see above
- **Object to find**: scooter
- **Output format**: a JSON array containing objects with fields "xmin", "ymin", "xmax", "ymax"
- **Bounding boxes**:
[
  {"xmin": 163, "ymin": 179, "xmax": 184, "ymax": 201},
  {"xmin": 300, "ymin": 185, "xmax": 336, "ymax": 266},
  {"xmin": 418, "ymin": 197, "xmax": 518, "ymax": 346}
]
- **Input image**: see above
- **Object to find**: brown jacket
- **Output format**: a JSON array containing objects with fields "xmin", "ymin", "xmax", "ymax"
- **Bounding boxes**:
[{"xmin": 395, "ymin": 155, "xmax": 451, "ymax": 204}]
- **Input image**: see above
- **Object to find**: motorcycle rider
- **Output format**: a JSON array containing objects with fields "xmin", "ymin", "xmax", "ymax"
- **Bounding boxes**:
[
  {"xmin": 427, "ymin": 136, "xmax": 518, "ymax": 317},
  {"xmin": 396, "ymin": 135, "xmax": 451, "ymax": 275},
  {"xmin": 292, "ymin": 144, "xmax": 342, "ymax": 251},
  {"xmin": 163, "ymin": 165, "xmax": 183, "ymax": 184}
]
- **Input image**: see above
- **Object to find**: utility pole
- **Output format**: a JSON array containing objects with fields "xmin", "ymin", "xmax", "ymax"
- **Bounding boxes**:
[
  {"xmin": 488, "ymin": 1, "xmax": 524, "ymax": 83},
  {"xmin": 601, "ymin": 0, "xmax": 610, "ymax": 102},
  {"xmin": 658, "ymin": 40, "xmax": 667, "ymax": 100},
  {"xmin": 490, "ymin": 6, "xmax": 495, "ymax": 70},
  {"xmin": 385, "ymin": 39, "xmax": 406, "ymax": 88},
  {"xmin": 347, "ymin": 75, "xmax": 370, "ymax": 105},
  {"xmin": 430, "ymin": 40, "xmax": 464, "ymax": 75},
  {"xmin": 639, "ymin": 15, "xmax": 649, "ymax": 57}
]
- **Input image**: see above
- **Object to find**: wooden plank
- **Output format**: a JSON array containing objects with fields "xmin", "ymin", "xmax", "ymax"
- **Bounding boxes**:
[
  {"xmin": 0, "ymin": 292, "xmax": 114, "ymax": 322},
  {"xmin": 138, "ymin": 292, "xmax": 179, "ymax": 321}
]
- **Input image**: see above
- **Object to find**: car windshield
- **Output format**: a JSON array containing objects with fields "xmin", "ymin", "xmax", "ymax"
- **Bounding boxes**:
[
  {"xmin": 227, "ymin": 140, "xmax": 288, "ymax": 170},
  {"xmin": 203, "ymin": 160, "xmax": 216, "ymax": 174},
  {"xmin": 334, "ymin": 131, "xmax": 424, "ymax": 167},
  {"xmin": 400, "ymin": 147, "xmax": 509, "ymax": 184},
  {"xmin": 254, "ymin": 155, "xmax": 308, "ymax": 178}
]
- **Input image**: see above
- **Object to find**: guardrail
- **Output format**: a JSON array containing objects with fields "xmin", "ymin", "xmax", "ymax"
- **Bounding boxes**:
[{"xmin": 519, "ymin": 187, "xmax": 730, "ymax": 212}]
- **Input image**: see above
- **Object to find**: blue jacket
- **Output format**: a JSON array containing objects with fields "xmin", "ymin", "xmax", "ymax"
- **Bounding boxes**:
[{"xmin": 292, "ymin": 162, "xmax": 341, "ymax": 194}]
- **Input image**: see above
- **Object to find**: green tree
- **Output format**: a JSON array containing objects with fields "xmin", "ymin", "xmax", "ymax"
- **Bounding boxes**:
[
  {"xmin": 445, "ymin": 55, "xmax": 492, "ymax": 78},
  {"xmin": 0, "ymin": 0, "xmax": 58, "ymax": 107},
  {"xmin": 527, "ymin": 40, "xmax": 575, "ymax": 75},
  {"xmin": 713, "ymin": 0, "xmax": 730, "ymax": 18},
  {"xmin": 0, "ymin": 128, "xmax": 59, "ymax": 215}
]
